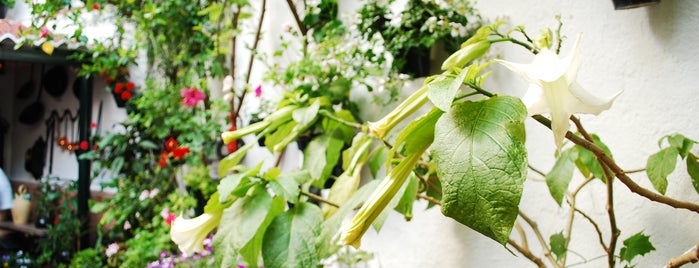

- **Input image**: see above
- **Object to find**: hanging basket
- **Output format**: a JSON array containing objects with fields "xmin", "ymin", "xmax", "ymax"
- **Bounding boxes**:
[{"xmin": 612, "ymin": 0, "xmax": 660, "ymax": 10}]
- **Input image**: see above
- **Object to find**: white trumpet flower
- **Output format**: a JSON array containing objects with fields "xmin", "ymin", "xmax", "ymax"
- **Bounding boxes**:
[
  {"xmin": 170, "ymin": 211, "xmax": 222, "ymax": 255},
  {"xmin": 497, "ymin": 34, "xmax": 622, "ymax": 149}
]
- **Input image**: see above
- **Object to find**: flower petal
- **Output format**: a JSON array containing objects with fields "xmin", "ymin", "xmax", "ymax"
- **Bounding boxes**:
[
  {"xmin": 567, "ymin": 82, "xmax": 623, "ymax": 115},
  {"xmin": 521, "ymin": 84, "xmax": 549, "ymax": 116}
]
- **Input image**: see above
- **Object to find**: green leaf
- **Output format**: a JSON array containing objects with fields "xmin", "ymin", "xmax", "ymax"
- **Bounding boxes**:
[
  {"xmin": 303, "ymin": 135, "xmax": 343, "ymax": 188},
  {"xmin": 549, "ymin": 232, "xmax": 567, "ymax": 262},
  {"xmin": 217, "ymin": 162, "xmax": 262, "ymax": 202},
  {"xmin": 292, "ymin": 99, "xmax": 320, "ymax": 126},
  {"xmin": 214, "ymin": 187, "xmax": 285, "ymax": 267},
  {"xmin": 619, "ymin": 231, "xmax": 655, "ymax": 263},
  {"xmin": 427, "ymin": 70, "xmax": 468, "ymax": 112},
  {"xmin": 573, "ymin": 134, "xmax": 613, "ymax": 182},
  {"xmin": 264, "ymin": 121, "xmax": 297, "ymax": 151},
  {"xmin": 262, "ymin": 203, "xmax": 323, "ymax": 268},
  {"xmin": 646, "ymin": 147, "xmax": 678, "ymax": 195},
  {"xmin": 269, "ymin": 172, "xmax": 300, "ymax": 204},
  {"xmin": 137, "ymin": 140, "xmax": 159, "ymax": 150},
  {"xmin": 369, "ymin": 146, "xmax": 388, "ymax": 179},
  {"xmin": 686, "ymin": 153, "xmax": 699, "ymax": 194},
  {"xmin": 666, "ymin": 134, "xmax": 696, "ymax": 159},
  {"xmin": 218, "ymin": 143, "xmax": 254, "ymax": 177},
  {"xmin": 433, "ymin": 96, "xmax": 528, "ymax": 245},
  {"xmin": 391, "ymin": 107, "xmax": 442, "ymax": 156},
  {"xmin": 546, "ymin": 149, "xmax": 577, "ymax": 205},
  {"xmin": 394, "ymin": 174, "xmax": 419, "ymax": 221}
]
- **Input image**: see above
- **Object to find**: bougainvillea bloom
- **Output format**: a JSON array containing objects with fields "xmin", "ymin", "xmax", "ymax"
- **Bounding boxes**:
[
  {"xmin": 159, "ymin": 151, "xmax": 169, "ymax": 168},
  {"xmin": 165, "ymin": 137, "xmax": 178, "ymax": 151},
  {"xmin": 181, "ymin": 87, "xmax": 206, "ymax": 107},
  {"xmin": 172, "ymin": 147, "xmax": 190, "ymax": 159},
  {"xmin": 254, "ymin": 85, "xmax": 262, "ymax": 97},
  {"xmin": 40, "ymin": 27, "xmax": 49, "ymax": 38},
  {"xmin": 115, "ymin": 83, "xmax": 124, "ymax": 94},
  {"xmin": 120, "ymin": 91, "xmax": 132, "ymax": 100}
]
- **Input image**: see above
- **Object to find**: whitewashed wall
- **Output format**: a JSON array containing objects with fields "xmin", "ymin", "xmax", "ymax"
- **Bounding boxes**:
[{"xmin": 354, "ymin": 1, "xmax": 699, "ymax": 267}]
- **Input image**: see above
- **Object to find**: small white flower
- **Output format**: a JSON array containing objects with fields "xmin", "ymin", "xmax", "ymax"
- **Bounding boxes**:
[
  {"xmin": 497, "ymin": 34, "xmax": 622, "ymax": 149},
  {"xmin": 149, "ymin": 188, "xmax": 160, "ymax": 198},
  {"xmin": 105, "ymin": 243, "xmax": 119, "ymax": 257},
  {"xmin": 123, "ymin": 220, "xmax": 131, "ymax": 231},
  {"xmin": 221, "ymin": 75, "xmax": 233, "ymax": 93}
]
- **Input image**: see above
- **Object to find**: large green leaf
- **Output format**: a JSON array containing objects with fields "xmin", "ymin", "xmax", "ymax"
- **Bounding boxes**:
[
  {"xmin": 303, "ymin": 134, "xmax": 343, "ymax": 188},
  {"xmin": 665, "ymin": 134, "xmax": 696, "ymax": 159},
  {"xmin": 214, "ymin": 186, "xmax": 285, "ymax": 267},
  {"xmin": 686, "ymin": 153, "xmax": 699, "ymax": 194},
  {"xmin": 218, "ymin": 143, "xmax": 254, "ymax": 177},
  {"xmin": 546, "ymin": 149, "xmax": 577, "ymax": 205},
  {"xmin": 432, "ymin": 96, "xmax": 528, "ymax": 245},
  {"xmin": 262, "ymin": 203, "xmax": 324, "ymax": 268},
  {"xmin": 217, "ymin": 162, "xmax": 262, "ymax": 202},
  {"xmin": 646, "ymin": 147, "xmax": 678, "ymax": 195}
]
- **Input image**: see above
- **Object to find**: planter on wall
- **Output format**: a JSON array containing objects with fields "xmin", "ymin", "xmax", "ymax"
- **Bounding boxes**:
[
  {"xmin": 612, "ymin": 0, "xmax": 660, "ymax": 10},
  {"xmin": 0, "ymin": 4, "xmax": 7, "ymax": 19}
]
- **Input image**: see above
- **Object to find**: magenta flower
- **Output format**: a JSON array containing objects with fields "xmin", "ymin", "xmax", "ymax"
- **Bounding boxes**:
[
  {"xmin": 254, "ymin": 85, "xmax": 262, "ymax": 97},
  {"xmin": 181, "ymin": 87, "xmax": 206, "ymax": 107}
]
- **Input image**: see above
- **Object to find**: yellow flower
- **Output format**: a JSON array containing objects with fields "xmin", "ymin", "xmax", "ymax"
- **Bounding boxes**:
[
  {"xmin": 170, "ymin": 211, "xmax": 222, "ymax": 255},
  {"xmin": 497, "ymin": 34, "xmax": 621, "ymax": 149}
]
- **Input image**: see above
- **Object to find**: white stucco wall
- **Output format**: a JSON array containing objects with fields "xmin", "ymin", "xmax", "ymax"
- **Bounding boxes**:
[{"xmin": 356, "ymin": 1, "xmax": 699, "ymax": 267}]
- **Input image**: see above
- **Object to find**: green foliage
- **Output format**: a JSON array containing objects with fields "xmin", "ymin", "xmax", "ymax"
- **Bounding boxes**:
[
  {"xmin": 549, "ymin": 232, "xmax": 567, "ymax": 262},
  {"xmin": 433, "ymin": 96, "xmax": 528, "ymax": 245},
  {"xmin": 67, "ymin": 248, "xmax": 103, "ymax": 268},
  {"xmin": 572, "ymin": 134, "xmax": 613, "ymax": 182},
  {"xmin": 619, "ymin": 231, "xmax": 655, "ymax": 264},
  {"xmin": 261, "ymin": 203, "xmax": 324, "ymax": 268},
  {"xmin": 546, "ymin": 149, "xmax": 577, "ymax": 205},
  {"xmin": 646, "ymin": 134, "xmax": 698, "ymax": 194}
]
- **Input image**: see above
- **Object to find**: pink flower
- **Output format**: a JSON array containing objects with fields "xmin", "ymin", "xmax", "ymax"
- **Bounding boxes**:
[
  {"xmin": 123, "ymin": 220, "xmax": 131, "ymax": 230},
  {"xmin": 160, "ymin": 207, "xmax": 170, "ymax": 219},
  {"xmin": 105, "ymin": 243, "xmax": 119, "ymax": 257},
  {"xmin": 181, "ymin": 87, "xmax": 206, "ymax": 107},
  {"xmin": 40, "ymin": 27, "xmax": 49, "ymax": 38},
  {"xmin": 165, "ymin": 213, "xmax": 177, "ymax": 226},
  {"xmin": 149, "ymin": 188, "xmax": 160, "ymax": 198},
  {"xmin": 254, "ymin": 85, "xmax": 262, "ymax": 97},
  {"xmin": 139, "ymin": 190, "xmax": 149, "ymax": 201}
]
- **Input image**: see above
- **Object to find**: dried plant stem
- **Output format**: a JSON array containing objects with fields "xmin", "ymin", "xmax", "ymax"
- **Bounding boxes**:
[
  {"xmin": 508, "ymin": 239, "xmax": 548, "ymax": 268},
  {"xmin": 667, "ymin": 241, "xmax": 699, "ymax": 268},
  {"xmin": 573, "ymin": 207, "xmax": 608, "ymax": 252},
  {"xmin": 514, "ymin": 221, "xmax": 529, "ymax": 250},
  {"xmin": 285, "ymin": 0, "xmax": 307, "ymax": 35},
  {"xmin": 416, "ymin": 194, "xmax": 441, "ymax": 206},
  {"xmin": 519, "ymin": 211, "xmax": 562, "ymax": 268},
  {"xmin": 562, "ymin": 177, "xmax": 594, "ymax": 265},
  {"xmin": 532, "ymin": 115, "xmax": 699, "ymax": 214},
  {"xmin": 234, "ymin": 0, "xmax": 267, "ymax": 118},
  {"xmin": 301, "ymin": 191, "xmax": 339, "ymax": 208}
]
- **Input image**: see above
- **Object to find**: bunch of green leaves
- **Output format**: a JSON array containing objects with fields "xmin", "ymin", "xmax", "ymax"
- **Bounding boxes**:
[
  {"xmin": 35, "ymin": 181, "xmax": 81, "ymax": 266},
  {"xmin": 646, "ymin": 134, "xmax": 699, "ymax": 195}
]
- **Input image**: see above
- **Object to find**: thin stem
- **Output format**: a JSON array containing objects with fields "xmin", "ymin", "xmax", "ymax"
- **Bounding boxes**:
[
  {"xmin": 286, "ymin": 0, "xmax": 307, "ymax": 35},
  {"xmin": 532, "ymin": 115, "xmax": 699, "ymax": 214},
  {"xmin": 573, "ymin": 207, "xmax": 608, "ymax": 252},
  {"xmin": 528, "ymin": 165, "xmax": 547, "ymax": 178},
  {"xmin": 318, "ymin": 110, "xmax": 364, "ymax": 130},
  {"xmin": 667, "ymin": 241, "xmax": 699, "ymax": 268},
  {"xmin": 514, "ymin": 221, "xmax": 529, "ymax": 250},
  {"xmin": 416, "ymin": 194, "xmax": 441, "ymax": 206},
  {"xmin": 453, "ymin": 91, "xmax": 481, "ymax": 102},
  {"xmin": 300, "ymin": 190, "xmax": 339, "ymax": 208},
  {"xmin": 235, "ymin": 0, "xmax": 267, "ymax": 118},
  {"xmin": 602, "ymin": 162, "xmax": 620, "ymax": 268},
  {"xmin": 465, "ymin": 82, "xmax": 495, "ymax": 97},
  {"xmin": 508, "ymin": 239, "xmax": 548, "ymax": 268},
  {"xmin": 570, "ymin": 116, "xmax": 594, "ymax": 142},
  {"xmin": 562, "ymin": 176, "xmax": 593, "ymax": 265},
  {"xmin": 490, "ymin": 33, "xmax": 538, "ymax": 54},
  {"xmin": 519, "ymin": 211, "xmax": 561, "ymax": 268}
]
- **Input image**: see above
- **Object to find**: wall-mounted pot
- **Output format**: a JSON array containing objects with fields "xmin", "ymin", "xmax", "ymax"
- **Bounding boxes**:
[{"xmin": 613, "ymin": 0, "xmax": 660, "ymax": 10}]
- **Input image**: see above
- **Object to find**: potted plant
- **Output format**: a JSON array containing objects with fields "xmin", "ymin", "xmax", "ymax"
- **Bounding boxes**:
[
  {"xmin": 355, "ymin": 0, "xmax": 482, "ymax": 77},
  {"xmin": 0, "ymin": 0, "xmax": 14, "ymax": 19}
]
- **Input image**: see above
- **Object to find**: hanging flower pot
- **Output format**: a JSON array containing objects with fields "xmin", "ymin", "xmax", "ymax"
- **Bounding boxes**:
[{"xmin": 612, "ymin": 0, "xmax": 660, "ymax": 10}]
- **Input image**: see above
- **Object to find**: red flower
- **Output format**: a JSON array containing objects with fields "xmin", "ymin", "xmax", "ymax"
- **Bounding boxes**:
[
  {"xmin": 172, "ymin": 147, "xmax": 190, "ymax": 159},
  {"xmin": 90, "ymin": 122, "xmax": 97, "ymax": 128},
  {"xmin": 181, "ymin": 87, "xmax": 206, "ymax": 107},
  {"xmin": 165, "ymin": 137, "xmax": 178, "ymax": 151},
  {"xmin": 120, "ymin": 91, "xmax": 132, "ymax": 100},
  {"xmin": 115, "ymin": 83, "xmax": 124, "ymax": 94},
  {"xmin": 92, "ymin": 3, "xmax": 99, "ymax": 10},
  {"xmin": 79, "ymin": 141, "xmax": 89, "ymax": 151},
  {"xmin": 126, "ymin": 82, "xmax": 135, "ymax": 91},
  {"xmin": 164, "ymin": 213, "xmax": 176, "ymax": 226},
  {"xmin": 158, "ymin": 152, "xmax": 169, "ymax": 168}
]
